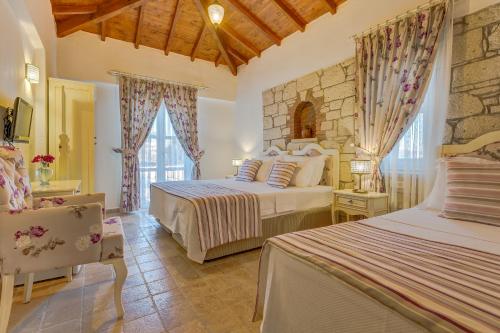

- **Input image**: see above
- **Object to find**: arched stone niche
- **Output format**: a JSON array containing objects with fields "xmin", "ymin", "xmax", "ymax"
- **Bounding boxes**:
[{"xmin": 293, "ymin": 101, "xmax": 316, "ymax": 139}]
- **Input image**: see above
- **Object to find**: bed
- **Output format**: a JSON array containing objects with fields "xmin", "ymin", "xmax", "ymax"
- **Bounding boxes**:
[
  {"xmin": 149, "ymin": 144, "xmax": 340, "ymax": 263},
  {"xmin": 254, "ymin": 131, "xmax": 500, "ymax": 333}
]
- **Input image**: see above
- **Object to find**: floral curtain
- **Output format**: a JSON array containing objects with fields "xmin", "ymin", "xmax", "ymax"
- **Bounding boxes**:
[
  {"xmin": 355, "ymin": 2, "xmax": 447, "ymax": 192},
  {"xmin": 162, "ymin": 84, "xmax": 204, "ymax": 180},
  {"xmin": 119, "ymin": 76, "xmax": 164, "ymax": 212}
]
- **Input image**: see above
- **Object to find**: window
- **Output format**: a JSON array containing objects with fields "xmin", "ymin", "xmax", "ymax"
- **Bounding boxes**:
[
  {"xmin": 397, "ymin": 112, "xmax": 424, "ymax": 160},
  {"xmin": 138, "ymin": 103, "xmax": 192, "ymax": 208}
]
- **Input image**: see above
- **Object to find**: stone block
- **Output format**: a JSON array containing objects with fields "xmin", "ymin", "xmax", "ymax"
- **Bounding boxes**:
[
  {"xmin": 451, "ymin": 28, "xmax": 483, "ymax": 64},
  {"xmin": 326, "ymin": 110, "xmax": 341, "ymax": 121},
  {"xmin": 454, "ymin": 114, "xmax": 500, "ymax": 140},
  {"xmin": 274, "ymin": 115, "xmax": 287, "ymax": 127},
  {"xmin": 488, "ymin": 24, "xmax": 500, "ymax": 51},
  {"xmin": 491, "ymin": 105, "xmax": 500, "ymax": 113},
  {"xmin": 330, "ymin": 100, "xmax": 343, "ymax": 110},
  {"xmin": 448, "ymin": 92, "xmax": 484, "ymax": 118},
  {"xmin": 275, "ymin": 90, "xmax": 283, "ymax": 103},
  {"xmin": 470, "ymin": 84, "xmax": 500, "ymax": 96},
  {"xmin": 321, "ymin": 121, "xmax": 333, "ymax": 131},
  {"xmin": 264, "ymin": 103, "xmax": 278, "ymax": 116},
  {"xmin": 341, "ymin": 97, "xmax": 355, "ymax": 117},
  {"xmin": 320, "ymin": 106, "xmax": 329, "ymax": 114},
  {"xmin": 443, "ymin": 123, "xmax": 453, "ymax": 144},
  {"xmin": 283, "ymin": 82, "xmax": 297, "ymax": 100},
  {"xmin": 452, "ymin": 57, "xmax": 500, "ymax": 88},
  {"xmin": 263, "ymin": 127, "xmax": 282, "ymax": 141},
  {"xmin": 321, "ymin": 65, "xmax": 345, "ymax": 88},
  {"xmin": 325, "ymin": 130, "xmax": 336, "ymax": 138},
  {"xmin": 338, "ymin": 116, "xmax": 354, "ymax": 136},
  {"xmin": 271, "ymin": 139, "xmax": 286, "ymax": 149},
  {"xmin": 278, "ymin": 103, "xmax": 288, "ymax": 115},
  {"xmin": 483, "ymin": 97, "xmax": 498, "ymax": 105},
  {"xmin": 263, "ymin": 90, "xmax": 274, "ymax": 106},
  {"xmin": 324, "ymin": 81, "xmax": 355, "ymax": 102},
  {"xmin": 263, "ymin": 116, "xmax": 273, "ymax": 129},
  {"xmin": 339, "ymin": 162, "xmax": 353, "ymax": 182},
  {"xmin": 282, "ymin": 127, "xmax": 290, "ymax": 136},
  {"xmin": 263, "ymin": 141, "xmax": 270, "ymax": 150},
  {"xmin": 299, "ymin": 90, "xmax": 307, "ymax": 101},
  {"xmin": 463, "ymin": 4, "xmax": 500, "ymax": 32},
  {"xmin": 313, "ymin": 90, "xmax": 324, "ymax": 98},
  {"xmin": 297, "ymin": 72, "xmax": 320, "ymax": 91}
]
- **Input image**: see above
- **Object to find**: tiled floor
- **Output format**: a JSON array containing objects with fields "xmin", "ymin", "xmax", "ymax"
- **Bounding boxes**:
[{"xmin": 7, "ymin": 211, "xmax": 262, "ymax": 333}]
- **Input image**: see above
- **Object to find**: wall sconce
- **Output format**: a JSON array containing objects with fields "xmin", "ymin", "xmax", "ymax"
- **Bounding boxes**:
[{"xmin": 25, "ymin": 63, "xmax": 40, "ymax": 84}]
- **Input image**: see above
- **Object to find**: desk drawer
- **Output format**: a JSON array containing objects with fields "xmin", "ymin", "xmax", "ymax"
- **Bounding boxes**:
[{"xmin": 337, "ymin": 196, "xmax": 367, "ymax": 209}]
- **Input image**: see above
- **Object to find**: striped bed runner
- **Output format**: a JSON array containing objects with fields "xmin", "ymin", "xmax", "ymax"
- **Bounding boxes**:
[
  {"xmin": 153, "ymin": 181, "xmax": 261, "ymax": 252},
  {"xmin": 258, "ymin": 223, "xmax": 500, "ymax": 333}
]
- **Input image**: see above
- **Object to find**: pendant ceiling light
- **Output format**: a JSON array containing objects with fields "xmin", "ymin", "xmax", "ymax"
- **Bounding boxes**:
[{"xmin": 208, "ymin": 1, "xmax": 224, "ymax": 25}]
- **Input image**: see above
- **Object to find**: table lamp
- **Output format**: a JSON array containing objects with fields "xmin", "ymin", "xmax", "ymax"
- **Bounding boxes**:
[
  {"xmin": 350, "ymin": 159, "xmax": 372, "ymax": 193},
  {"xmin": 232, "ymin": 159, "xmax": 243, "ymax": 175}
]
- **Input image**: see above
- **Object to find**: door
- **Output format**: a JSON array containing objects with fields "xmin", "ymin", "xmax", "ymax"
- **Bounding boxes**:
[{"xmin": 48, "ymin": 78, "xmax": 95, "ymax": 194}]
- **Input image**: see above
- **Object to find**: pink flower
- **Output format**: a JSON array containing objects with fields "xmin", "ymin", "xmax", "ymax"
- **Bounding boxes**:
[
  {"xmin": 90, "ymin": 233, "xmax": 101, "ymax": 244},
  {"xmin": 0, "ymin": 174, "xmax": 5, "ymax": 188},
  {"xmin": 104, "ymin": 217, "xmax": 118, "ymax": 225},
  {"xmin": 403, "ymin": 83, "xmax": 411, "ymax": 92},
  {"xmin": 30, "ymin": 226, "xmax": 48, "ymax": 238},
  {"xmin": 53, "ymin": 197, "xmax": 66, "ymax": 205},
  {"xmin": 32, "ymin": 155, "xmax": 42, "ymax": 163}
]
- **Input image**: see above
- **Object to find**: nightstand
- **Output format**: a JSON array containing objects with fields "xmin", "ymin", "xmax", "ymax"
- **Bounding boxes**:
[{"xmin": 333, "ymin": 189, "xmax": 389, "ymax": 223}]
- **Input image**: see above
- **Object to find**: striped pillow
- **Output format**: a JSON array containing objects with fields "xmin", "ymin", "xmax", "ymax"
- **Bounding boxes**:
[
  {"xmin": 440, "ymin": 158, "xmax": 500, "ymax": 226},
  {"xmin": 267, "ymin": 161, "xmax": 297, "ymax": 189},
  {"xmin": 235, "ymin": 159, "xmax": 262, "ymax": 182}
]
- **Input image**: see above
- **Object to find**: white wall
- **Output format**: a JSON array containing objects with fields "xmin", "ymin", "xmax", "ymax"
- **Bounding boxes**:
[{"xmin": 233, "ymin": 0, "xmax": 500, "ymax": 158}]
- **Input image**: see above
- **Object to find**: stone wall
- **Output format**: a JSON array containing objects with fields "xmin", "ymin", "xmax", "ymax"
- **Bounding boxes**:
[
  {"xmin": 445, "ymin": 3, "xmax": 500, "ymax": 143},
  {"xmin": 262, "ymin": 58, "xmax": 356, "ymax": 188}
]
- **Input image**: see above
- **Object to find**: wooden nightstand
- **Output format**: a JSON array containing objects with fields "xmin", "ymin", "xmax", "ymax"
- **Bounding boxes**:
[
  {"xmin": 333, "ymin": 189, "xmax": 389, "ymax": 223},
  {"xmin": 31, "ymin": 180, "xmax": 82, "ymax": 198}
]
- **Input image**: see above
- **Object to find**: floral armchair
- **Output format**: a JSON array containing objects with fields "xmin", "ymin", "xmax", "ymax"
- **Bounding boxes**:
[{"xmin": 0, "ymin": 147, "xmax": 127, "ymax": 333}]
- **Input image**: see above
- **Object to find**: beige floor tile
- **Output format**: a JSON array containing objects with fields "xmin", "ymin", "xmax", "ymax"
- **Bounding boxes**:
[
  {"xmin": 147, "ymin": 276, "xmax": 177, "ymax": 296},
  {"xmin": 123, "ymin": 313, "xmax": 166, "ymax": 333},
  {"xmin": 122, "ymin": 284, "xmax": 150, "ymax": 304},
  {"xmin": 168, "ymin": 319, "xmax": 209, "ymax": 333},
  {"xmin": 40, "ymin": 319, "xmax": 81, "ymax": 333},
  {"xmin": 123, "ymin": 297, "xmax": 157, "ymax": 322}
]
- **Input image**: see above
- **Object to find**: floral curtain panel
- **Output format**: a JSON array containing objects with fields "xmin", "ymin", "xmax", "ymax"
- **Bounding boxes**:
[
  {"xmin": 163, "ymin": 84, "xmax": 204, "ymax": 180},
  {"xmin": 355, "ymin": 2, "xmax": 447, "ymax": 192},
  {"xmin": 119, "ymin": 76, "xmax": 164, "ymax": 212}
]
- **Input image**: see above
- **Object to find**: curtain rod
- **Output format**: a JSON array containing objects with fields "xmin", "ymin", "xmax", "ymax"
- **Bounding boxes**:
[
  {"xmin": 107, "ymin": 70, "xmax": 208, "ymax": 90},
  {"xmin": 351, "ymin": 0, "xmax": 447, "ymax": 40}
]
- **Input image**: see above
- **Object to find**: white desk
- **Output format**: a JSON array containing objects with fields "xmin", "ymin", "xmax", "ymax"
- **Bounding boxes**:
[{"xmin": 31, "ymin": 180, "xmax": 82, "ymax": 198}]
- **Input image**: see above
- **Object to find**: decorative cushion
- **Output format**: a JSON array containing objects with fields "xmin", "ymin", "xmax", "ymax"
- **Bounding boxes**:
[
  {"xmin": 440, "ymin": 157, "xmax": 500, "ymax": 226},
  {"xmin": 0, "ymin": 147, "xmax": 32, "ymax": 211},
  {"xmin": 281, "ymin": 155, "xmax": 326, "ymax": 187},
  {"xmin": 101, "ymin": 216, "xmax": 125, "ymax": 260},
  {"xmin": 235, "ymin": 159, "xmax": 262, "ymax": 182},
  {"xmin": 267, "ymin": 161, "xmax": 297, "ymax": 189},
  {"xmin": 255, "ymin": 157, "xmax": 276, "ymax": 182}
]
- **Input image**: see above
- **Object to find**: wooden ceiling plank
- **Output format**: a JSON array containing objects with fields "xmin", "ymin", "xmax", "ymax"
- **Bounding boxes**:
[
  {"xmin": 52, "ymin": 4, "xmax": 98, "ymax": 15},
  {"xmin": 57, "ymin": 0, "xmax": 148, "ymax": 37},
  {"xmin": 190, "ymin": 24, "xmax": 207, "ymax": 61},
  {"xmin": 164, "ymin": 0, "xmax": 181, "ymax": 55},
  {"xmin": 227, "ymin": 46, "xmax": 248, "ymax": 65},
  {"xmin": 220, "ymin": 25, "xmax": 260, "ymax": 57},
  {"xmin": 225, "ymin": 0, "xmax": 281, "ymax": 46},
  {"xmin": 101, "ymin": 21, "xmax": 106, "ymax": 41},
  {"xmin": 271, "ymin": 0, "xmax": 306, "ymax": 31},
  {"xmin": 215, "ymin": 52, "xmax": 222, "ymax": 67},
  {"xmin": 192, "ymin": 0, "xmax": 237, "ymax": 75},
  {"xmin": 322, "ymin": 0, "xmax": 337, "ymax": 14},
  {"xmin": 134, "ymin": 6, "xmax": 145, "ymax": 49}
]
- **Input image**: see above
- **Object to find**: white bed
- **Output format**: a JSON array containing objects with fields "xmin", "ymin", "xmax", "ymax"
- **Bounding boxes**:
[
  {"xmin": 255, "ymin": 131, "xmax": 500, "ymax": 333},
  {"xmin": 149, "ymin": 144, "xmax": 340, "ymax": 263}
]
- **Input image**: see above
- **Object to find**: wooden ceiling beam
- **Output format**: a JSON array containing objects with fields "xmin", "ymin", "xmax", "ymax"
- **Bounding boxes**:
[
  {"xmin": 100, "ymin": 21, "xmax": 106, "ymax": 41},
  {"xmin": 193, "ymin": 0, "xmax": 237, "ymax": 75},
  {"xmin": 191, "ymin": 24, "xmax": 207, "ymax": 61},
  {"xmin": 56, "ymin": 0, "xmax": 148, "ymax": 37},
  {"xmin": 164, "ymin": 0, "xmax": 181, "ymax": 55},
  {"xmin": 227, "ymin": 47, "xmax": 248, "ymax": 65},
  {"xmin": 134, "ymin": 6, "xmax": 145, "ymax": 48},
  {"xmin": 322, "ymin": 0, "xmax": 337, "ymax": 14},
  {"xmin": 215, "ymin": 53, "xmax": 222, "ymax": 67},
  {"xmin": 225, "ymin": 0, "xmax": 281, "ymax": 45},
  {"xmin": 52, "ymin": 4, "xmax": 98, "ymax": 15},
  {"xmin": 271, "ymin": 0, "xmax": 306, "ymax": 32},
  {"xmin": 220, "ymin": 25, "xmax": 260, "ymax": 57}
]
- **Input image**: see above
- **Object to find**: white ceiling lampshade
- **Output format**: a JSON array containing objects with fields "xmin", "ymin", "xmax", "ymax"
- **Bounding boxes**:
[
  {"xmin": 25, "ymin": 63, "xmax": 40, "ymax": 84},
  {"xmin": 208, "ymin": 1, "xmax": 224, "ymax": 25}
]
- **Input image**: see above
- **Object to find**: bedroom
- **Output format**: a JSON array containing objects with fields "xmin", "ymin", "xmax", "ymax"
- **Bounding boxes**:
[{"xmin": 0, "ymin": 0, "xmax": 499, "ymax": 332}]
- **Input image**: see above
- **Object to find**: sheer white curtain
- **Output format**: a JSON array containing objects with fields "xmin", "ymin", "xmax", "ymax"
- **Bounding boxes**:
[
  {"xmin": 139, "ymin": 102, "xmax": 193, "ymax": 208},
  {"xmin": 381, "ymin": 1, "xmax": 453, "ymax": 211}
]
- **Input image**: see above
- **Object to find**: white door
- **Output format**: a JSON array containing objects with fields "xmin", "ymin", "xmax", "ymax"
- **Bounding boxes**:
[{"xmin": 48, "ymin": 78, "xmax": 95, "ymax": 194}]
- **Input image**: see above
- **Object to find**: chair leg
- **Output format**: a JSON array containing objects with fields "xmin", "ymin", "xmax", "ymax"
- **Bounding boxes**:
[
  {"xmin": 0, "ymin": 274, "xmax": 15, "ymax": 333},
  {"xmin": 23, "ymin": 273, "xmax": 34, "ymax": 304},
  {"xmin": 110, "ymin": 259, "xmax": 127, "ymax": 319}
]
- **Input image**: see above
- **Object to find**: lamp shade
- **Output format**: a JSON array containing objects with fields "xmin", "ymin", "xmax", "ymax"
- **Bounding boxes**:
[
  {"xmin": 232, "ymin": 159, "xmax": 243, "ymax": 167},
  {"xmin": 25, "ymin": 63, "xmax": 39, "ymax": 84},
  {"xmin": 350, "ymin": 160, "xmax": 371, "ymax": 174},
  {"xmin": 208, "ymin": 1, "xmax": 224, "ymax": 25}
]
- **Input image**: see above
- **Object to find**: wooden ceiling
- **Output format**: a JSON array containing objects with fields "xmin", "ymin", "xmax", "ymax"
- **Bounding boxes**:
[{"xmin": 50, "ymin": 0, "xmax": 345, "ymax": 75}]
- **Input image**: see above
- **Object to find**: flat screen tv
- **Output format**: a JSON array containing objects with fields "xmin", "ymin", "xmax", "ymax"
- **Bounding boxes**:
[{"xmin": 5, "ymin": 98, "xmax": 33, "ymax": 143}]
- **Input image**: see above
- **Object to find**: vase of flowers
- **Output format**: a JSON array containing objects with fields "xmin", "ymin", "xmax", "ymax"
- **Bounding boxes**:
[{"xmin": 32, "ymin": 154, "xmax": 55, "ymax": 186}]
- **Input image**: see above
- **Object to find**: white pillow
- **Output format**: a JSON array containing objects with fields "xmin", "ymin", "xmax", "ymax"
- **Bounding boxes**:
[
  {"xmin": 281, "ymin": 155, "xmax": 326, "ymax": 187},
  {"xmin": 256, "ymin": 157, "xmax": 276, "ymax": 182}
]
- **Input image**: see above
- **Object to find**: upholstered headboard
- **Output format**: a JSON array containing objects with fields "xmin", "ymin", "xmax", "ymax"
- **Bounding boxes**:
[
  {"xmin": 262, "ymin": 145, "xmax": 287, "ymax": 157},
  {"xmin": 441, "ymin": 130, "xmax": 500, "ymax": 161},
  {"xmin": 291, "ymin": 143, "xmax": 340, "ymax": 189}
]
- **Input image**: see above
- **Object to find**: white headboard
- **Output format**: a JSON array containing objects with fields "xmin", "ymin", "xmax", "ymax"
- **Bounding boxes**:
[
  {"xmin": 441, "ymin": 130, "xmax": 500, "ymax": 160},
  {"xmin": 262, "ymin": 145, "xmax": 287, "ymax": 157},
  {"xmin": 291, "ymin": 143, "xmax": 340, "ymax": 189}
]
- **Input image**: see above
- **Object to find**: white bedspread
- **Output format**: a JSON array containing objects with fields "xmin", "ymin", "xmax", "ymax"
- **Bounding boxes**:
[
  {"xmin": 149, "ymin": 179, "xmax": 332, "ymax": 262},
  {"xmin": 258, "ymin": 208, "xmax": 500, "ymax": 333}
]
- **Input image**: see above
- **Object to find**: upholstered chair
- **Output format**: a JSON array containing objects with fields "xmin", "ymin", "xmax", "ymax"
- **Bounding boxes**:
[{"xmin": 0, "ymin": 147, "xmax": 128, "ymax": 333}]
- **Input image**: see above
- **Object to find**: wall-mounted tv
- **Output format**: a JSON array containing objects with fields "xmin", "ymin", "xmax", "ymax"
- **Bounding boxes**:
[{"xmin": 4, "ymin": 97, "xmax": 33, "ymax": 143}]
